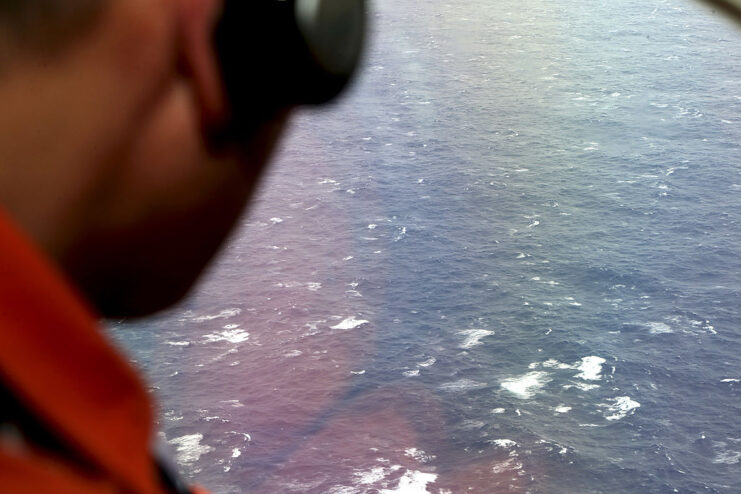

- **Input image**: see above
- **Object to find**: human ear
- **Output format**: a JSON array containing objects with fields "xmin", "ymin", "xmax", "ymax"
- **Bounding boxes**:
[{"xmin": 176, "ymin": 0, "xmax": 228, "ymax": 130}]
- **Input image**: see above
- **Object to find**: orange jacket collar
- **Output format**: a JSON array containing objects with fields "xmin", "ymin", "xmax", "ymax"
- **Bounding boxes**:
[{"xmin": 0, "ymin": 210, "xmax": 162, "ymax": 494}]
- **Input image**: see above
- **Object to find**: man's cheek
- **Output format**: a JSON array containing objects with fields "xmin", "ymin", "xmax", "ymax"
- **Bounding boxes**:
[{"xmin": 95, "ymin": 82, "xmax": 249, "ymax": 230}]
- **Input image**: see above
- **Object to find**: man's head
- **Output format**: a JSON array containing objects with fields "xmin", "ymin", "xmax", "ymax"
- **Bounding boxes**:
[{"xmin": 0, "ymin": 0, "xmax": 286, "ymax": 316}]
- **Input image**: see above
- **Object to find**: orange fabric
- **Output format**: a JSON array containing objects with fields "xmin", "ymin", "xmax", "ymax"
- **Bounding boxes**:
[
  {"xmin": 0, "ymin": 209, "xmax": 204, "ymax": 493},
  {"xmin": 0, "ymin": 449, "xmax": 119, "ymax": 494}
]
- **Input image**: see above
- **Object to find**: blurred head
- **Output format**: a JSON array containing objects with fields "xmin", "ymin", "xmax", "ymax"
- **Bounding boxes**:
[{"xmin": 0, "ymin": 0, "xmax": 286, "ymax": 317}]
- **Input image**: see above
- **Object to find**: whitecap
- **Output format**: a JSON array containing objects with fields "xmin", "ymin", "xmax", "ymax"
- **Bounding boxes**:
[
  {"xmin": 380, "ymin": 470, "xmax": 438, "ymax": 494},
  {"xmin": 564, "ymin": 382, "xmax": 600, "ymax": 391},
  {"xmin": 188, "ymin": 308, "xmax": 241, "ymax": 322},
  {"xmin": 645, "ymin": 322, "xmax": 673, "ymax": 334},
  {"xmin": 713, "ymin": 450, "xmax": 741, "ymax": 464},
  {"xmin": 501, "ymin": 371, "xmax": 551, "ymax": 399},
  {"xmin": 417, "ymin": 357, "xmax": 436, "ymax": 367},
  {"xmin": 269, "ymin": 217, "xmax": 283, "ymax": 224},
  {"xmin": 439, "ymin": 378, "xmax": 487, "ymax": 392},
  {"xmin": 542, "ymin": 359, "xmax": 572, "ymax": 370},
  {"xmin": 164, "ymin": 410, "xmax": 183, "ymax": 421},
  {"xmin": 203, "ymin": 329, "xmax": 249, "ymax": 344},
  {"xmin": 602, "ymin": 396, "xmax": 640, "ymax": 421},
  {"xmin": 231, "ymin": 448, "xmax": 241, "ymax": 458},
  {"xmin": 490, "ymin": 439, "xmax": 517, "ymax": 448},
  {"xmin": 458, "ymin": 329, "xmax": 495, "ymax": 349},
  {"xmin": 575, "ymin": 356, "xmax": 606, "ymax": 381},
  {"xmin": 330, "ymin": 317, "xmax": 369, "ymax": 330},
  {"xmin": 403, "ymin": 369, "xmax": 420, "ymax": 377},
  {"xmin": 355, "ymin": 466, "xmax": 390, "ymax": 485},
  {"xmin": 168, "ymin": 434, "xmax": 213, "ymax": 465},
  {"xmin": 554, "ymin": 405, "xmax": 572, "ymax": 414},
  {"xmin": 491, "ymin": 458, "xmax": 523, "ymax": 475},
  {"xmin": 166, "ymin": 341, "xmax": 190, "ymax": 347},
  {"xmin": 221, "ymin": 399, "xmax": 244, "ymax": 408},
  {"xmin": 229, "ymin": 431, "xmax": 252, "ymax": 442},
  {"xmin": 404, "ymin": 448, "xmax": 435, "ymax": 463},
  {"xmin": 712, "ymin": 442, "xmax": 741, "ymax": 464}
]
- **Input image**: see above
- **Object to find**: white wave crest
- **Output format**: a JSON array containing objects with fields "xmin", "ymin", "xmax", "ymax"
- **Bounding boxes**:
[
  {"xmin": 439, "ymin": 378, "xmax": 487, "ymax": 392},
  {"xmin": 458, "ymin": 329, "xmax": 495, "ymax": 349},
  {"xmin": 331, "ymin": 317, "xmax": 369, "ymax": 330},
  {"xmin": 168, "ymin": 433, "xmax": 213, "ymax": 465},
  {"xmin": 380, "ymin": 470, "xmax": 438, "ymax": 493},
  {"xmin": 203, "ymin": 329, "xmax": 249, "ymax": 344},
  {"xmin": 602, "ymin": 396, "xmax": 640, "ymax": 421},
  {"xmin": 575, "ymin": 356, "xmax": 606, "ymax": 380},
  {"xmin": 501, "ymin": 371, "xmax": 551, "ymax": 399}
]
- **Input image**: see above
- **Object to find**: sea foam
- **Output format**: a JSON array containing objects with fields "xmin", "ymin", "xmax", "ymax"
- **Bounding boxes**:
[
  {"xmin": 380, "ymin": 470, "xmax": 438, "ymax": 494},
  {"xmin": 187, "ymin": 308, "xmax": 241, "ymax": 323},
  {"xmin": 490, "ymin": 439, "xmax": 517, "ymax": 448},
  {"xmin": 331, "ymin": 317, "xmax": 369, "ymax": 330},
  {"xmin": 575, "ymin": 356, "xmax": 606, "ymax": 380},
  {"xmin": 645, "ymin": 322, "xmax": 673, "ymax": 334},
  {"xmin": 602, "ymin": 396, "xmax": 640, "ymax": 421},
  {"xmin": 439, "ymin": 379, "xmax": 487, "ymax": 392},
  {"xmin": 168, "ymin": 433, "xmax": 213, "ymax": 465},
  {"xmin": 501, "ymin": 371, "xmax": 551, "ymax": 399},
  {"xmin": 203, "ymin": 329, "xmax": 249, "ymax": 344},
  {"xmin": 458, "ymin": 329, "xmax": 495, "ymax": 349}
]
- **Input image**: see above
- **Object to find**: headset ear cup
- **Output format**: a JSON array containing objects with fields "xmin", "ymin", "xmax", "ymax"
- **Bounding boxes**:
[
  {"xmin": 294, "ymin": 0, "xmax": 367, "ymax": 103},
  {"xmin": 213, "ymin": 0, "xmax": 366, "ymax": 141}
]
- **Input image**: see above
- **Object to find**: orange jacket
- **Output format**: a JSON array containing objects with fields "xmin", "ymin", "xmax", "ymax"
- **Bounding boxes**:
[{"xmin": 0, "ymin": 210, "xmax": 207, "ymax": 494}]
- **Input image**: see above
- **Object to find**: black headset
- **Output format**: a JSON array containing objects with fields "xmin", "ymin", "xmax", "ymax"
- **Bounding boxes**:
[{"xmin": 213, "ymin": 0, "xmax": 367, "ymax": 141}]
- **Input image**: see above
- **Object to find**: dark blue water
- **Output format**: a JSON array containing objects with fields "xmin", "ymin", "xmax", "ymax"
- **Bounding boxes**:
[{"xmin": 113, "ymin": 0, "xmax": 741, "ymax": 492}]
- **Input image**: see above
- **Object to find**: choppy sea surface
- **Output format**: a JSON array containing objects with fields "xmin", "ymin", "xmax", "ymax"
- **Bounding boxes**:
[{"xmin": 112, "ymin": 0, "xmax": 741, "ymax": 492}]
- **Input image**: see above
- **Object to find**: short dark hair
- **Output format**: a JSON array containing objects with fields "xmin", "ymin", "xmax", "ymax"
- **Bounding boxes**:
[{"xmin": 0, "ymin": 0, "xmax": 104, "ymax": 57}]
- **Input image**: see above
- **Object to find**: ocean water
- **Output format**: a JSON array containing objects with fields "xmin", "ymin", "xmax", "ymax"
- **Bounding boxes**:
[{"xmin": 112, "ymin": 0, "xmax": 741, "ymax": 492}]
